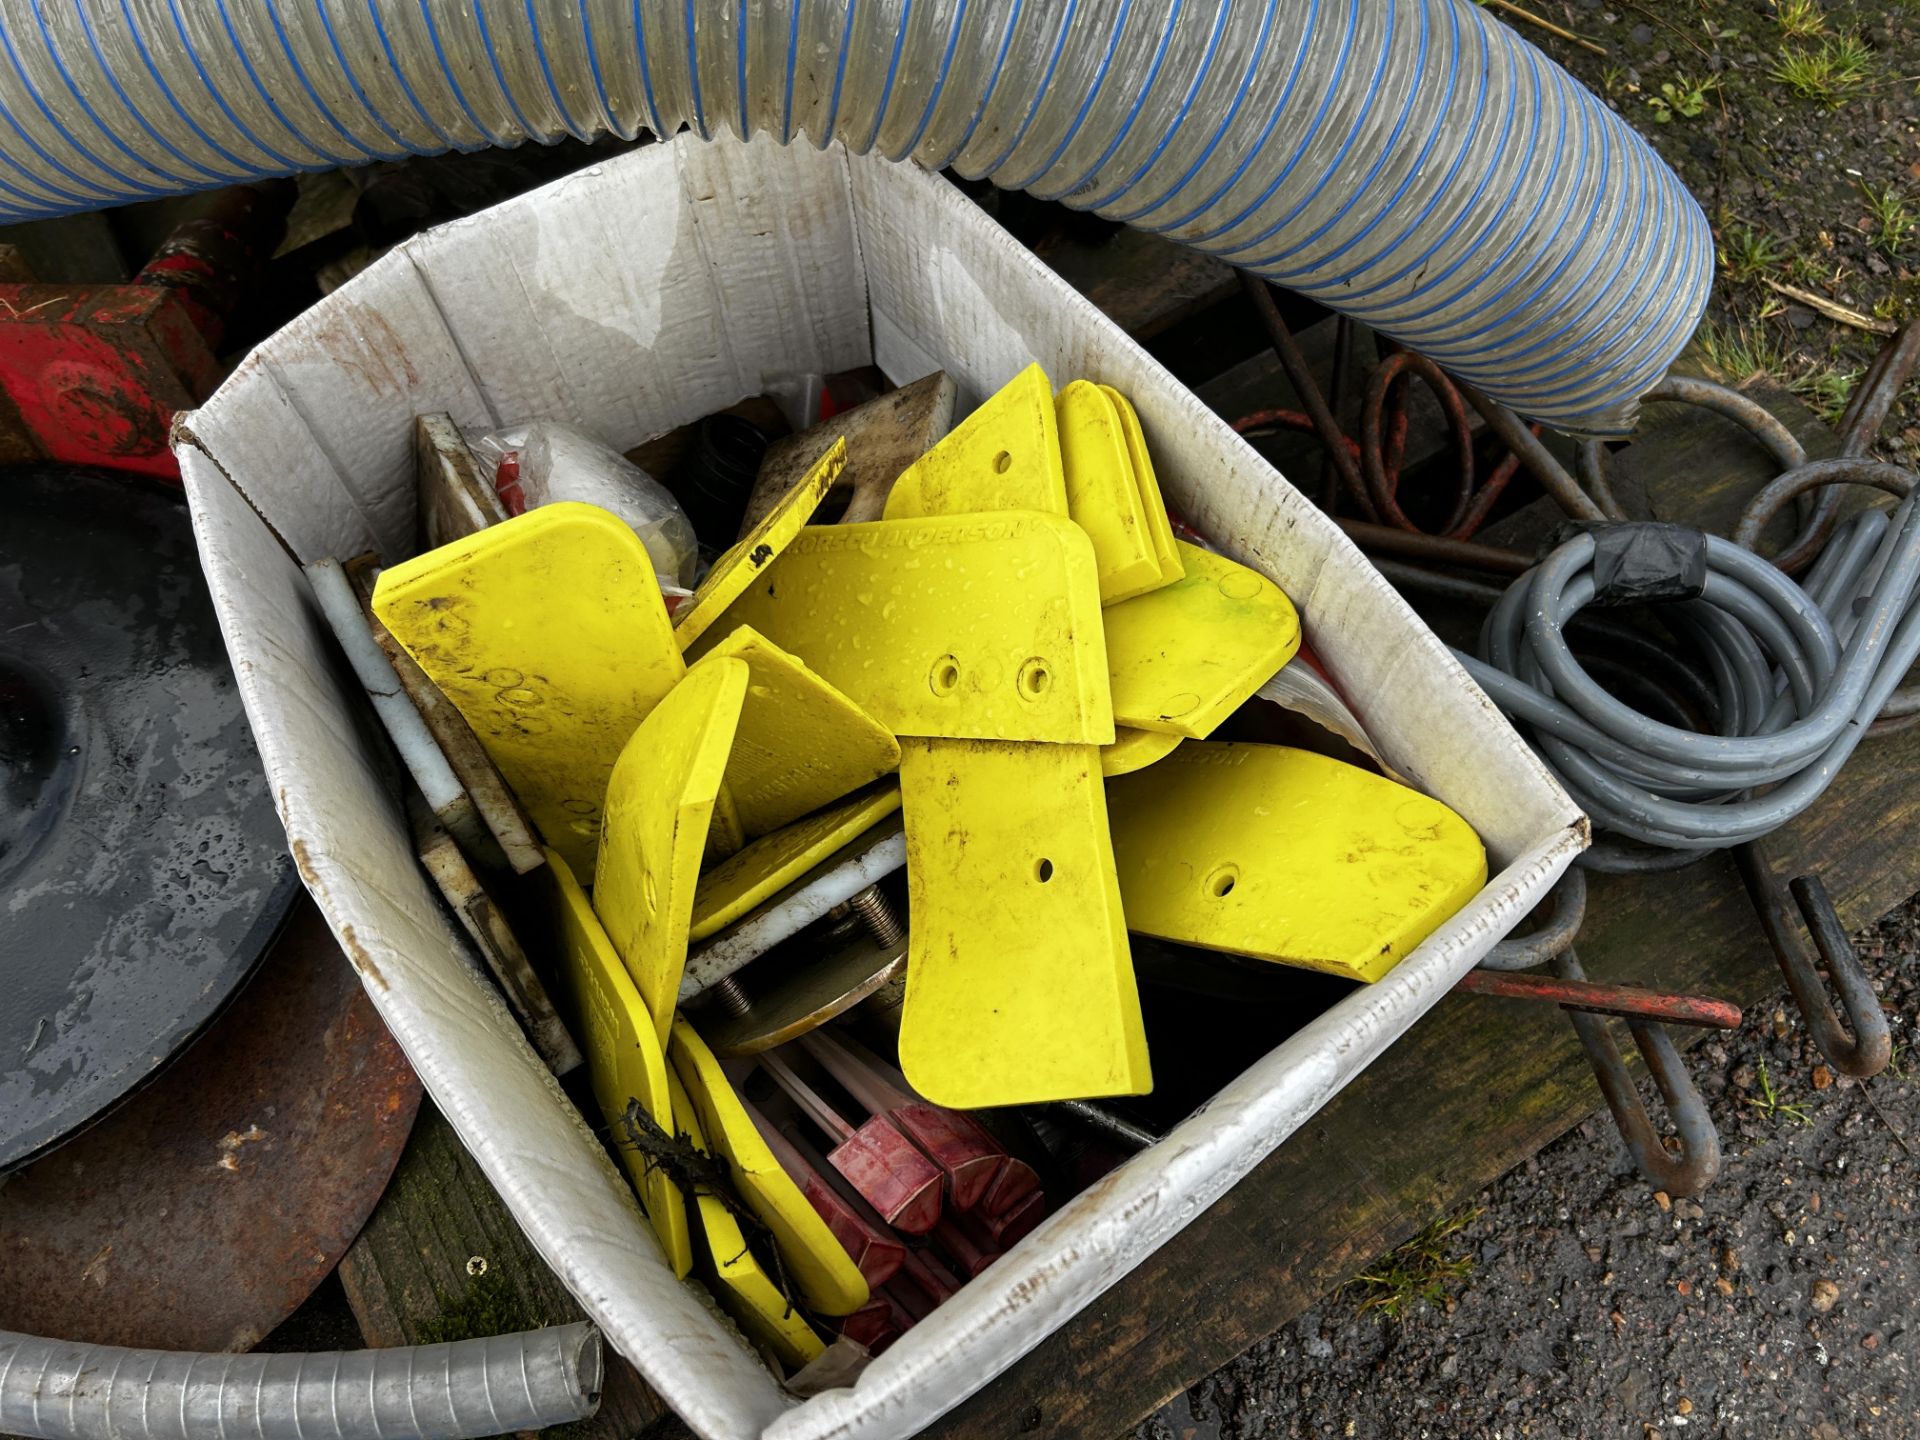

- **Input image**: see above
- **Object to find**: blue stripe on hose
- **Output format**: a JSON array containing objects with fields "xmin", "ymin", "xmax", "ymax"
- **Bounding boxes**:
[
  {"xmin": 1362, "ymin": 38, "xmax": 1560, "ymax": 331},
  {"xmin": 893, "ymin": 0, "xmax": 968, "ymax": 162},
  {"xmin": 1034, "ymin": 0, "xmax": 1183, "ymax": 204},
  {"xmin": 135, "ymin": 0, "xmax": 293, "ymax": 174},
  {"xmin": 1392, "ymin": 56, "xmax": 1598, "ymax": 355},
  {"xmin": 1129, "ymin": 0, "xmax": 1302, "ymax": 230},
  {"xmin": 975, "ymin": 0, "xmax": 1075, "ymax": 177},
  {"xmin": 205, "ymin": 0, "xmax": 355, "ymax": 164},
  {"xmin": 1263, "ymin": 0, "xmax": 1457, "ymax": 281},
  {"xmin": 526, "ymin": 0, "xmax": 596, "ymax": 141},
  {"xmin": 416, "ymin": 0, "xmax": 512, "ymax": 146},
  {"xmin": 1291, "ymin": 3, "xmax": 1503, "ymax": 305},
  {"xmin": 1001, "ymin": 0, "xmax": 1129, "ymax": 191},
  {"xmin": 863, "ymin": 0, "xmax": 913, "ymax": 154},
  {"xmin": 363, "ymin": 0, "xmax": 471, "ymax": 150},
  {"xmin": 683, "ymin": 0, "xmax": 710, "ymax": 139},
  {"xmin": 630, "ymin": 0, "xmax": 667, "ymax": 137},
  {"xmin": 575, "ymin": 0, "xmax": 625, "ymax": 137},
  {"xmin": 736, "ymin": 0, "xmax": 751, "ymax": 137},
  {"xmin": 1214, "ymin": 0, "xmax": 1404, "ymax": 262},
  {"xmin": 315, "ymin": 0, "xmax": 432, "ymax": 155},
  {"xmin": 823, "ymin": 0, "xmax": 855, "ymax": 141},
  {"xmin": 472, "ymin": 0, "xmax": 545, "ymax": 140},
  {"xmin": 930, "ymin": 0, "xmax": 1023, "ymax": 172},
  {"xmin": 1180, "ymin": 0, "xmax": 1356, "ymax": 247},
  {"xmin": 73, "ymin": 0, "xmax": 234, "ymax": 183},
  {"xmin": 781, "ymin": 0, "xmax": 800, "ymax": 142},
  {"xmin": 257, "ymin": 0, "xmax": 399, "ymax": 160},
  {"xmin": 1086, "ymin": 0, "xmax": 1255, "ymax": 218},
  {"xmin": 29, "ymin": 0, "xmax": 198, "ymax": 188}
]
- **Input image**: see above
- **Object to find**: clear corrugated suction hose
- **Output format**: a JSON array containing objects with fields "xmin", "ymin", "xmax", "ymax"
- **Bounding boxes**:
[{"xmin": 0, "ymin": 0, "xmax": 1709, "ymax": 436}]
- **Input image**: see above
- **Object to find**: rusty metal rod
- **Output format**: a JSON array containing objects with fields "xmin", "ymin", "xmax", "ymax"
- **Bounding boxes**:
[{"xmin": 1454, "ymin": 968, "xmax": 1742, "ymax": 1030}]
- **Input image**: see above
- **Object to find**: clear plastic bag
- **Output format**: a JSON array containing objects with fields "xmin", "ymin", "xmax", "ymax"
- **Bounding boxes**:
[{"xmin": 472, "ymin": 421, "xmax": 698, "ymax": 599}]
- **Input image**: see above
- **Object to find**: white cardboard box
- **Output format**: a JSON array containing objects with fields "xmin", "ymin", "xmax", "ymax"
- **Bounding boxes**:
[{"xmin": 175, "ymin": 136, "xmax": 1586, "ymax": 1440}]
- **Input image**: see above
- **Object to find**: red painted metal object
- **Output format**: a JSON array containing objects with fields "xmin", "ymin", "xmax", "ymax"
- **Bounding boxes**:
[
  {"xmin": 1453, "ymin": 967, "xmax": 1743, "ymax": 1031},
  {"xmin": 0, "ymin": 183, "xmax": 290, "ymax": 479}
]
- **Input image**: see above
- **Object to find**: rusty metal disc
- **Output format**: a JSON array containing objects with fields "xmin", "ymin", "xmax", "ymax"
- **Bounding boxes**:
[
  {"xmin": 0, "ymin": 894, "xmax": 422, "ymax": 1350},
  {"xmin": 1, "ymin": 465, "xmax": 296, "ymax": 1170}
]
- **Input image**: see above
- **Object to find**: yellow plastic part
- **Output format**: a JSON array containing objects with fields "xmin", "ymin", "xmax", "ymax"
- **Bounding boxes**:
[
  {"xmin": 372, "ymin": 502, "xmax": 685, "ymax": 878},
  {"xmin": 1056, "ymin": 380, "xmax": 1165, "ymax": 605},
  {"xmin": 594, "ymin": 657, "xmax": 749, "ymax": 1046},
  {"xmin": 1101, "ymin": 727, "xmax": 1184, "ymax": 777},
  {"xmin": 668, "ymin": 1019, "xmax": 870, "ymax": 1316},
  {"xmin": 699, "ymin": 626, "xmax": 901, "ymax": 839},
  {"xmin": 1107, "ymin": 742, "xmax": 1488, "ymax": 983},
  {"xmin": 542, "ymin": 848, "xmax": 691, "ymax": 1277},
  {"xmin": 665, "ymin": 1068, "xmax": 825, "ymax": 1369},
  {"xmin": 1103, "ymin": 540, "xmax": 1301, "ymax": 738},
  {"xmin": 896, "ymin": 738, "xmax": 1150, "ymax": 1108},
  {"xmin": 884, "ymin": 363, "xmax": 1067, "ymax": 519},
  {"xmin": 695, "ymin": 512, "xmax": 1114, "ymax": 744},
  {"xmin": 1102, "ymin": 386, "xmax": 1184, "ymax": 586},
  {"xmin": 691, "ymin": 781, "xmax": 902, "ymax": 941},
  {"xmin": 674, "ymin": 440, "xmax": 846, "ymax": 650}
]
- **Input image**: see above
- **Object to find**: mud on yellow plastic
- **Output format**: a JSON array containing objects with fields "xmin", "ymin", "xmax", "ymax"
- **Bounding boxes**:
[
  {"xmin": 691, "ymin": 781, "xmax": 902, "ymax": 941},
  {"xmin": 1104, "ymin": 540, "xmax": 1301, "ymax": 737},
  {"xmin": 668, "ymin": 1018, "xmax": 870, "ymax": 1316},
  {"xmin": 1057, "ymin": 380, "xmax": 1165, "ymax": 604},
  {"xmin": 1107, "ymin": 743, "xmax": 1487, "ymax": 983},
  {"xmin": 372, "ymin": 502, "xmax": 685, "ymax": 878},
  {"xmin": 665, "ymin": 1069, "xmax": 825, "ymax": 1369},
  {"xmin": 884, "ymin": 363, "xmax": 1066, "ymax": 520},
  {"xmin": 695, "ymin": 512, "xmax": 1114, "ymax": 744},
  {"xmin": 897, "ymin": 738, "xmax": 1150, "ymax": 1108},
  {"xmin": 1102, "ymin": 385, "xmax": 1184, "ymax": 586},
  {"xmin": 1102, "ymin": 727, "xmax": 1183, "ymax": 777},
  {"xmin": 594, "ymin": 657, "xmax": 749, "ymax": 1046},
  {"xmin": 698, "ymin": 626, "xmax": 900, "ymax": 840},
  {"xmin": 675, "ymin": 440, "xmax": 846, "ymax": 650},
  {"xmin": 543, "ymin": 848, "xmax": 691, "ymax": 1277}
]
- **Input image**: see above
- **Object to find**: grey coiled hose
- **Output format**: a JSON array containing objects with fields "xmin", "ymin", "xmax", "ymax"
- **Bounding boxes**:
[
  {"xmin": 0, "ymin": 0, "xmax": 1708, "ymax": 435},
  {"xmin": 0, "ymin": 1323, "xmax": 602, "ymax": 1440},
  {"xmin": 1458, "ymin": 489, "xmax": 1920, "ymax": 860}
]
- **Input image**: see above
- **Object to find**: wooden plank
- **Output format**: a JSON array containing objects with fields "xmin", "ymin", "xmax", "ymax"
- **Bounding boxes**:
[
  {"xmin": 1030, "ymin": 226, "xmax": 1237, "ymax": 344},
  {"xmin": 928, "ymin": 371, "xmax": 1919, "ymax": 1438},
  {"xmin": 338, "ymin": 1103, "xmax": 668, "ymax": 1439}
]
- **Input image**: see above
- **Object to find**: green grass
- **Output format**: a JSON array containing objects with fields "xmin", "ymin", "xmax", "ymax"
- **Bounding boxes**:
[
  {"xmin": 1347, "ymin": 1206, "xmax": 1484, "ymax": 1321},
  {"xmin": 1719, "ymin": 222, "xmax": 1785, "ymax": 284},
  {"xmin": 1771, "ymin": 0, "xmax": 1826, "ymax": 40},
  {"xmin": 1695, "ymin": 318, "xmax": 1794, "ymax": 382},
  {"xmin": 1789, "ymin": 366, "xmax": 1864, "ymax": 428},
  {"xmin": 1770, "ymin": 31, "xmax": 1874, "ymax": 107},
  {"xmin": 1646, "ymin": 73, "xmax": 1719, "ymax": 123},
  {"xmin": 1748, "ymin": 1059, "xmax": 1813, "ymax": 1125},
  {"xmin": 1861, "ymin": 181, "xmax": 1917, "ymax": 256}
]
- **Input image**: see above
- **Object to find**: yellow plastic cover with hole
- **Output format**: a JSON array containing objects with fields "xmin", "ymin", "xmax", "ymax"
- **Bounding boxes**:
[
  {"xmin": 1102, "ymin": 386, "xmax": 1184, "ymax": 585},
  {"xmin": 543, "ymin": 848, "xmax": 691, "ymax": 1277},
  {"xmin": 675, "ymin": 440, "xmax": 846, "ymax": 650},
  {"xmin": 694, "ymin": 512, "xmax": 1115, "ymax": 744},
  {"xmin": 700, "ymin": 626, "xmax": 900, "ymax": 839},
  {"xmin": 665, "ymin": 1068, "xmax": 825, "ymax": 1369},
  {"xmin": 594, "ymin": 657, "xmax": 749, "ymax": 1046},
  {"xmin": 884, "ymin": 363, "xmax": 1067, "ymax": 519},
  {"xmin": 896, "ymin": 738, "xmax": 1150, "ymax": 1108},
  {"xmin": 1108, "ymin": 743, "xmax": 1487, "ymax": 983},
  {"xmin": 668, "ymin": 1019, "xmax": 870, "ymax": 1316},
  {"xmin": 1057, "ymin": 380, "xmax": 1166, "ymax": 604},
  {"xmin": 372, "ymin": 502, "xmax": 686, "ymax": 878},
  {"xmin": 1103, "ymin": 540, "xmax": 1301, "ymax": 737},
  {"xmin": 1101, "ymin": 727, "xmax": 1184, "ymax": 777},
  {"xmin": 691, "ymin": 781, "xmax": 902, "ymax": 941}
]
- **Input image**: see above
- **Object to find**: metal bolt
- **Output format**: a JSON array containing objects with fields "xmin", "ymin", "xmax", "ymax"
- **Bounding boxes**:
[
  {"xmin": 848, "ymin": 886, "xmax": 904, "ymax": 948},
  {"xmin": 713, "ymin": 974, "xmax": 754, "ymax": 1018}
]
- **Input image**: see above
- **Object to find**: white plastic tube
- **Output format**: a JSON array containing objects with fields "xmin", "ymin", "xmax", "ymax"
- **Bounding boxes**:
[{"xmin": 0, "ymin": 2, "xmax": 1708, "ymax": 432}]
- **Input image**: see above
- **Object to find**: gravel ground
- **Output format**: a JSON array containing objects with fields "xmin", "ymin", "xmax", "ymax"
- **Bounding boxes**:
[{"xmin": 1142, "ymin": 900, "xmax": 1920, "ymax": 1439}]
